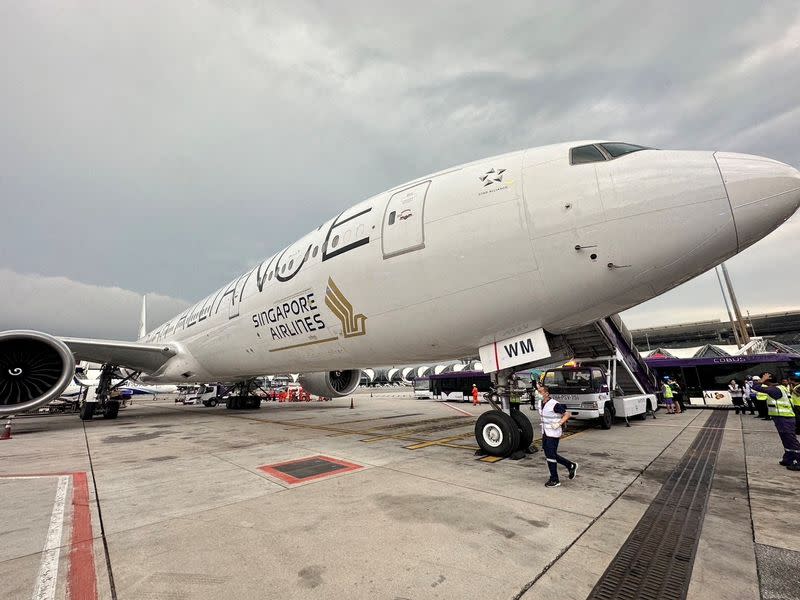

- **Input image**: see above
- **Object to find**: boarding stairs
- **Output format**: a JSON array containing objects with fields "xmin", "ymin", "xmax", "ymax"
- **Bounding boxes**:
[{"xmin": 550, "ymin": 314, "xmax": 658, "ymax": 396}]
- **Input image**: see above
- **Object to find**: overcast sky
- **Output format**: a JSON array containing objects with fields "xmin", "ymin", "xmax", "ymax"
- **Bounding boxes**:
[{"xmin": 1, "ymin": 1, "xmax": 799, "ymax": 340}]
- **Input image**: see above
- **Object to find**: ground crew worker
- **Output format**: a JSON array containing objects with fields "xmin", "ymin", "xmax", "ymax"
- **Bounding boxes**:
[
  {"xmin": 743, "ymin": 376, "xmax": 757, "ymax": 415},
  {"xmin": 753, "ymin": 375, "xmax": 771, "ymax": 420},
  {"xmin": 792, "ymin": 378, "xmax": 800, "ymax": 434},
  {"xmin": 471, "ymin": 384, "xmax": 480, "ymax": 406},
  {"xmin": 662, "ymin": 379, "xmax": 675, "ymax": 414},
  {"xmin": 752, "ymin": 373, "xmax": 800, "ymax": 471},
  {"xmin": 670, "ymin": 378, "xmax": 685, "ymax": 413},
  {"xmin": 537, "ymin": 383, "xmax": 578, "ymax": 488},
  {"xmin": 786, "ymin": 377, "xmax": 800, "ymax": 434},
  {"xmin": 729, "ymin": 379, "xmax": 744, "ymax": 414}
]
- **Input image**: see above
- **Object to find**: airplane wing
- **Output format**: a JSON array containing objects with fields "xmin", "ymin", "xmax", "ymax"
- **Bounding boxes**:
[{"xmin": 61, "ymin": 337, "xmax": 177, "ymax": 373}]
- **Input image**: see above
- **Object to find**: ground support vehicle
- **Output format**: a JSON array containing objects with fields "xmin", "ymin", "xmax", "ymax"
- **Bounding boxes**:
[{"xmin": 543, "ymin": 354, "xmax": 657, "ymax": 429}]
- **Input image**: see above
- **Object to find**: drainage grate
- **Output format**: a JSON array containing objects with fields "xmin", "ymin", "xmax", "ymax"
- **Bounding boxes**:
[
  {"xmin": 587, "ymin": 410, "xmax": 728, "ymax": 600},
  {"xmin": 258, "ymin": 455, "xmax": 363, "ymax": 484}
]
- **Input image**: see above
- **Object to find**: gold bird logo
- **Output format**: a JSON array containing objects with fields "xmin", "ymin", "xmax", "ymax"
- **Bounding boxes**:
[{"xmin": 325, "ymin": 278, "xmax": 367, "ymax": 338}]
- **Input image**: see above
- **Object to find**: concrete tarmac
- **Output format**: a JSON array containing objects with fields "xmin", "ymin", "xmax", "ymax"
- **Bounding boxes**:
[{"xmin": 1, "ymin": 391, "xmax": 798, "ymax": 599}]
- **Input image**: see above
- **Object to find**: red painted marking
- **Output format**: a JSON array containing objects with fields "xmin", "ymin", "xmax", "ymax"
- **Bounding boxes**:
[
  {"xmin": 258, "ymin": 455, "xmax": 363, "ymax": 485},
  {"xmin": 0, "ymin": 471, "xmax": 99, "ymax": 599},
  {"xmin": 493, "ymin": 341, "xmax": 500, "ymax": 371},
  {"xmin": 68, "ymin": 472, "xmax": 98, "ymax": 600}
]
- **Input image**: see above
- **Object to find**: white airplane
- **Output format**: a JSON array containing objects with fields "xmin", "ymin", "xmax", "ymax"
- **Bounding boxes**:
[{"xmin": 2, "ymin": 141, "xmax": 799, "ymax": 453}]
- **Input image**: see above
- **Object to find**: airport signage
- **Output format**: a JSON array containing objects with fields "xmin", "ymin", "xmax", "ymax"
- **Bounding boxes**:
[{"xmin": 479, "ymin": 328, "xmax": 551, "ymax": 373}]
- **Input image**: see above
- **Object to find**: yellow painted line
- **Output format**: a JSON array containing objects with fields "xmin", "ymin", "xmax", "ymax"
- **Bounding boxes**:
[{"xmin": 404, "ymin": 435, "xmax": 465, "ymax": 450}]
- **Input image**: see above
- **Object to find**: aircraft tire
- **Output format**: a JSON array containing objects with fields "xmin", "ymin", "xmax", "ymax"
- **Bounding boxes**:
[
  {"xmin": 225, "ymin": 398, "xmax": 238, "ymax": 410},
  {"xmin": 103, "ymin": 401, "xmax": 120, "ymax": 419},
  {"xmin": 475, "ymin": 410, "xmax": 520, "ymax": 457},
  {"xmin": 79, "ymin": 402, "xmax": 96, "ymax": 421},
  {"xmin": 510, "ymin": 410, "xmax": 534, "ymax": 451},
  {"xmin": 600, "ymin": 404, "xmax": 613, "ymax": 429}
]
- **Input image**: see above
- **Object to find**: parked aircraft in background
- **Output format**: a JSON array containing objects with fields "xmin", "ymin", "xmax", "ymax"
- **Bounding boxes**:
[{"xmin": 2, "ymin": 141, "xmax": 798, "ymax": 451}]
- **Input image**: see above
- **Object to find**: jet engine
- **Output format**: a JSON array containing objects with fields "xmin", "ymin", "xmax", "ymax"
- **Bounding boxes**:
[
  {"xmin": 298, "ymin": 370, "xmax": 361, "ymax": 398},
  {"xmin": 0, "ymin": 330, "xmax": 76, "ymax": 415}
]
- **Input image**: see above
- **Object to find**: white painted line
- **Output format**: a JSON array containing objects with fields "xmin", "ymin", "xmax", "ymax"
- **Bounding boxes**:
[
  {"xmin": 32, "ymin": 475, "xmax": 69, "ymax": 600},
  {"xmin": 442, "ymin": 402, "xmax": 473, "ymax": 416}
]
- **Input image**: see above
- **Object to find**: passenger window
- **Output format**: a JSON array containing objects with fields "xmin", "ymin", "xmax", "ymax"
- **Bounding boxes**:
[
  {"xmin": 388, "ymin": 211, "xmax": 396, "ymax": 225},
  {"xmin": 332, "ymin": 235, "xmax": 340, "ymax": 248},
  {"xmin": 312, "ymin": 246, "xmax": 318, "ymax": 258},
  {"xmin": 570, "ymin": 145, "xmax": 606, "ymax": 165}
]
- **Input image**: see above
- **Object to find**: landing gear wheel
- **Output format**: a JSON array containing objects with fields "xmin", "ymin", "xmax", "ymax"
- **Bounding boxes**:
[
  {"xmin": 600, "ymin": 404, "xmax": 613, "ymax": 429},
  {"xmin": 474, "ymin": 410, "xmax": 520, "ymax": 457},
  {"xmin": 79, "ymin": 402, "xmax": 96, "ymax": 421},
  {"xmin": 226, "ymin": 398, "xmax": 239, "ymax": 410},
  {"xmin": 510, "ymin": 410, "xmax": 534, "ymax": 451},
  {"xmin": 103, "ymin": 401, "xmax": 120, "ymax": 419}
]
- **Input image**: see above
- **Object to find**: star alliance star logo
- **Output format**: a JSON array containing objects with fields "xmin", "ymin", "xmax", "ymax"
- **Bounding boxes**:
[{"xmin": 479, "ymin": 168, "xmax": 505, "ymax": 187}]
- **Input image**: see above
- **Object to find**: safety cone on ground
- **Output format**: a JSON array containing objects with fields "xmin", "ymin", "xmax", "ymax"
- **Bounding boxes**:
[
  {"xmin": 0, "ymin": 417, "xmax": 13, "ymax": 441},
  {"xmin": 349, "ymin": 397, "xmax": 354, "ymax": 409}
]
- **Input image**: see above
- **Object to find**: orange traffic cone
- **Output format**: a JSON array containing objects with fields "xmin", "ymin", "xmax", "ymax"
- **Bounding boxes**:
[{"xmin": 0, "ymin": 418, "xmax": 12, "ymax": 441}]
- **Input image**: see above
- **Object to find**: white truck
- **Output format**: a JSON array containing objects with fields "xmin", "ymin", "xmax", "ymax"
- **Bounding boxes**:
[
  {"xmin": 542, "ymin": 354, "xmax": 657, "ymax": 428},
  {"xmin": 182, "ymin": 384, "xmax": 221, "ymax": 407}
]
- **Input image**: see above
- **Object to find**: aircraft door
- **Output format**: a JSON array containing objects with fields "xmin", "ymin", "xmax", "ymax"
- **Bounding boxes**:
[
  {"xmin": 228, "ymin": 274, "xmax": 246, "ymax": 319},
  {"xmin": 382, "ymin": 181, "xmax": 431, "ymax": 259}
]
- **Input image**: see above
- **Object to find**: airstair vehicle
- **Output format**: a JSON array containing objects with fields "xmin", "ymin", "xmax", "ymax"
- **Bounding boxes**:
[{"xmin": 541, "ymin": 314, "xmax": 659, "ymax": 428}]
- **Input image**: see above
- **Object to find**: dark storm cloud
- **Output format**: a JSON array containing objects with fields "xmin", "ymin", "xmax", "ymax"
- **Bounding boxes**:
[{"xmin": 0, "ymin": 0, "xmax": 798, "ymax": 336}]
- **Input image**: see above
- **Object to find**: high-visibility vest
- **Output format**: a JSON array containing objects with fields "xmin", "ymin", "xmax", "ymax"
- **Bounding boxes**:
[
  {"xmin": 791, "ymin": 385, "xmax": 800, "ymax": 408},
  {"xmin": 767, "ymin": 386, "xmax": 795, "ymax": 418},
  {"xmin": 539, "ymin": 399, "xmax": 564, "ymax": 438},
  {"xmin": 663, "ymin": 384, "xmax": 673, "ymax": 399},
  {"xmin": 754, "ymin": 389, "xmax": 769, "ymax": 402}
]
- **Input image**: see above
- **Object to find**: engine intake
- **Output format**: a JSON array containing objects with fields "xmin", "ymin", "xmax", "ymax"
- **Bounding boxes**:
[
  {"xmin": 298, "ymin": 370, "xmax": 361, "ymax": 398},
  {"xmin": 0, "ymin": 330, "xmax": 76, "ymax": 414}
]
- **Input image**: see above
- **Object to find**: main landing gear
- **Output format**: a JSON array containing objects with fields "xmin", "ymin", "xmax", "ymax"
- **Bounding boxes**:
[
  {"xmin": 80, "ymin": 364, "xmax": 138, "ymax": 420},
  {"xmin": 474, "ymin": 369, "xmax": 535, "ymax": 458},
  {"xmin": 225, "ymin": 379, "xmax": 263, "ymax": 410}
]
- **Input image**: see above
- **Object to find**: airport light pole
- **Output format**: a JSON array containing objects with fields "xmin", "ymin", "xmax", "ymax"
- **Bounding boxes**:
[
  {"xmin": 720, "ymin": 262, "xmax": 751, "ymax": 346},
  {"xmin": 715, "ymin": 266, "xmax": 742, "ymax": 348}
]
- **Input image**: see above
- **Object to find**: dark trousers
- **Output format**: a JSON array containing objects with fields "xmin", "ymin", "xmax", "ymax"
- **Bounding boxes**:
[
  {"xmin": 732, "ymin": 396, "xmax": 744, "ymax": 414},
  {"xmin": 755, "ymin": 398, "xmax": 769, "ymax": 419},
  {"xmin": 542, "ymin": 435, "xmax": 573, "ymax": 482},
  {"xmin": 744, "ymin": 395, "xmax": 756, "ymax": 415},
  {"xmin": 774, "ymin": 416, "xmax": 800, "ymax": 464},
  {"xmin": 674, "ymin": 393, "xmax": 686, "ymax": 412}
]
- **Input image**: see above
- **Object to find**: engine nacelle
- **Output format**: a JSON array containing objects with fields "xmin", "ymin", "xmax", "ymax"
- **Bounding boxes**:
[
  {"xmin": 0, "ymin": 330, "xmax": 76, "ymax": 415},
  {"xmin": 298, "ymin": 370, "xmax": 361, "ymax": 398}
]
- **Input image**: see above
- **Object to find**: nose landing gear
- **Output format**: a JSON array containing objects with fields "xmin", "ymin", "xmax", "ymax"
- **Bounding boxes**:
[{"xmin": 474, "ymin": 369, "xmax": 535, "ymax": 458}]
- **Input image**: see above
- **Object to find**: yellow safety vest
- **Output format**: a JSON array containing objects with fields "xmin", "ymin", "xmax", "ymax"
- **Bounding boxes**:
[
  {"xmin": 663, "ymin": 384, "xmax": 673, "ymax": 399},
  {"xmin": 755, "ymin": 390, "xmax": 769, "ymax": 402},
  {"xmin": 791, "ymin": 385, "xmax": 800, "ymax": 409},
  {"xmin": 767, "ymin": 386, "xmax": 795, "ymax": 418}
]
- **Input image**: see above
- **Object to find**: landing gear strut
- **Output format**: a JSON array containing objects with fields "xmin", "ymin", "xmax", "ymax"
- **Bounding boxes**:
[{"xmin": 474, "ymin": 369, "xmax": 534, "ymax": 458}]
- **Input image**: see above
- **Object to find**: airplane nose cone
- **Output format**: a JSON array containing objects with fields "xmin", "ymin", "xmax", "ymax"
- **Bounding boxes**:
[{"xmin": 715, "ymin": 152, "xmax": 800, "ymax": 251}]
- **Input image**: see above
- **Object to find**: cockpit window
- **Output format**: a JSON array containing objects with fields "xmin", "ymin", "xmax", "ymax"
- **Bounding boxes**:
[
  {"xmin": 599, "ymin": 142, "xmax": 649, "ymax": 158},
  {"xmin": 570, "ymin": 144, "xmax": 606, "ymax": 165}
]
